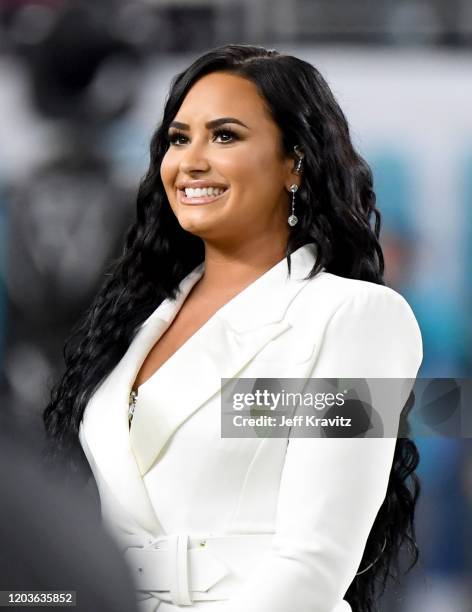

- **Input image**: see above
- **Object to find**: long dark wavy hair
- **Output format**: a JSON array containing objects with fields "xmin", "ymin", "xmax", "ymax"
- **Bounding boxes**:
[{"xmin": 43, "ymin": 44, "xmax": 420, "ymax": 611}]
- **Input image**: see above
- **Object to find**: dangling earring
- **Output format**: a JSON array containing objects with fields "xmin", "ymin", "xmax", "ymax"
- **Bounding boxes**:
[
  {"xmin": 294, "ymin": 145, "xmax": 304, "ymax": 175},
  {"xmin": 288, "ymin": 184, "xmax": 298, "ymax": 227}
]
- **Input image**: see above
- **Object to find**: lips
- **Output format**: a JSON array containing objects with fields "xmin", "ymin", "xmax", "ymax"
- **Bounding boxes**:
[{"xmin": 177, "ymin": 187, "xmax": 229, "ymax": 205}]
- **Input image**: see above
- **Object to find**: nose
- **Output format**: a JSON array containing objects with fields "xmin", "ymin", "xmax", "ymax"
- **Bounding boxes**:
[{"xmin": 179, "ymin": 138, "xmax": 211, "ymax": 174}]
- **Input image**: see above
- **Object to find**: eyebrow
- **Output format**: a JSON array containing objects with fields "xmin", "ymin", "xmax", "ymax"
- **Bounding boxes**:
[{"xmin": 168, "ymin": 117, "xmax": 250, "ymax": 131}]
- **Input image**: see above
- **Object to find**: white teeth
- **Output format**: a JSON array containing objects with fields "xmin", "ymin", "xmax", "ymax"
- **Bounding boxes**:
[{"xmin": 184, "ymin": 186, "xmax": 225, "ymax": 198}]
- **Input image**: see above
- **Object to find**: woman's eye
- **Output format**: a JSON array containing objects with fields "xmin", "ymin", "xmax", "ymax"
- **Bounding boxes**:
[
  {"xmin": 213, "ymin": 129, "xmax": 238, "ymax": 143},
  {"xmin": 167, "ymin": 128, "xmax": 238, "ymax": 146},
  {"xmin": 168, "ymin": 132, "xmax": 188, "ymax": 145}
]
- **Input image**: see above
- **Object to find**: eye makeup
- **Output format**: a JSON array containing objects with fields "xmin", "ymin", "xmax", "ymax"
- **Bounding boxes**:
[{"xmin": 167, "ymin": 127, "xmax": 240, "ymax": 146}]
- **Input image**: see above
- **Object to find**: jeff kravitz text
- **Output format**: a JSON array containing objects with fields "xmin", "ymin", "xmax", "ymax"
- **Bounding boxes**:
[{"xmin": 232, "ymin": 415, "xmax": 352, "ymax": 427}]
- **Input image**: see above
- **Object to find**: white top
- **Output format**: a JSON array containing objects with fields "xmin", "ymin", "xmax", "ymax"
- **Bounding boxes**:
[{"xmin": 79, "ymin": 243, "xmax": 423, "ymax": 612}]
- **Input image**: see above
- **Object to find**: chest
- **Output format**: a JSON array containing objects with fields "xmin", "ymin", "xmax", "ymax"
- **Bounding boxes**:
[{"xmin": 133, "ymin": 298, "xmax": 224, "ymax": 389}]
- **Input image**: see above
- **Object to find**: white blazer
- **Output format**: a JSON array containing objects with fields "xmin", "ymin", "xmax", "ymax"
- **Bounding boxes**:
[{"xmin": 79, "ymin": 242, "xmax": 423, "ymax": 612}]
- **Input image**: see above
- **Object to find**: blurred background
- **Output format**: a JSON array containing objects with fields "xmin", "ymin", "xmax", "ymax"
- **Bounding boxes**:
[{"xmin": 0, "ymin": 0, "xmax": 471, "ymax": 610}]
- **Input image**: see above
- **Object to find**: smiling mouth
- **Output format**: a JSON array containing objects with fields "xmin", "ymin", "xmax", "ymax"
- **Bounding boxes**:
[{"xmin": 177, "ymin": 187, "xmax": 229, "ymax": 205}]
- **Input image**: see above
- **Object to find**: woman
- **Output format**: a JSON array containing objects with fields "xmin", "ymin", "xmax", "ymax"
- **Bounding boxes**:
[{"xmin": 44, "ymin": 44, "xmax": 423, "ymax": 612}]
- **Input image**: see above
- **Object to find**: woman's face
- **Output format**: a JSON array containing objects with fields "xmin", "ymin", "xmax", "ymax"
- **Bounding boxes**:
[{"xmin": 160, "ymin": 71, "xmax": 298, "ymax": 245}]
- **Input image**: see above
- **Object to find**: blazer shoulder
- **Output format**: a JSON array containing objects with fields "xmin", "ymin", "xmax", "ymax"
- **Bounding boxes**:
[
  {"xmin": 289, "ymin": 271, "xmax": 421, "ymax": 337},
  {"xmin": 293, "ymin": 270, "xmax": 409, "ymax": 308},
  {"xmin": 289, "ymin": 272, "xmax": 423, "ymax": 377}
]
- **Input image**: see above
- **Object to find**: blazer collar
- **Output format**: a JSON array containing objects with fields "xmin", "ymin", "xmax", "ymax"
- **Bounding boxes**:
[
  {"xmin": 80, "ymin": 242, "xmax": 322, "ymax": 534},
  {"xmin": 141, "ymin": 241, "xmax": 320, "ymax": 333}
]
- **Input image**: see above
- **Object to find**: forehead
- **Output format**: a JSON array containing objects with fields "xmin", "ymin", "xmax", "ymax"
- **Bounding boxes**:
[{"xmin": 175, "ymin": 72, "xmax": 274, "ymax": 125}]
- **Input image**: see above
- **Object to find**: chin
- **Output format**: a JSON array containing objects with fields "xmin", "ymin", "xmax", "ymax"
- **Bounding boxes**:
[
  {"xmin": 176, "ymin": 207, "xmax": 222, "ymax": 234},
  {"xmin": 177, "ymin": 216, "xmax": 214, "ymax": 238}
]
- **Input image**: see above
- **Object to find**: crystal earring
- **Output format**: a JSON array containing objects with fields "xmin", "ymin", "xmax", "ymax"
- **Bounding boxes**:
[
  {"xmin": 288, "ymin": 184, "xmax": 298, "ymax": 227},
  {"xmin": 293, "ymin": 145, "xmax": 304, "ymax": 175}
]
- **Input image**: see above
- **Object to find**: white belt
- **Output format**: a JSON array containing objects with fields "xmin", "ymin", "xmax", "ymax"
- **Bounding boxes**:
[{"xmin": 122, "ymin": 532, "xmax": 274, "ymax": 606}]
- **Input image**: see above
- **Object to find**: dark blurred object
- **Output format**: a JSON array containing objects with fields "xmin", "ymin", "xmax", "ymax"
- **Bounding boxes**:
[
  {"xmin": 1, "ymin": 0, "xmax": 471, "ymax": 52},
  {"xmin": 0, "ymin": 148, "xmax": 134, "ymax": 436},
  {"xmin": 0, "ymin": 424, "xmax": 138, "ymax": 612},
  {"xmin": 0, "ymin": 0, "xmax": 244, "ymax": 55},
  {"xmin": 0, "ymin": 0, "xmax": 63, "ymax": 54},
  {"xmin": 274, "ymin": 0, "xmax": 472, "ymax": 46},
  {"xmin": 0, "ymin": 2, "xmax": 140, "ymax": 439},
  {"xmin": 18, "ymin": 1, "xmax": 141, "ymax": 121},
  {"xmin": 5, "ymin": 152, "xmax": 131, "ymax": 317},
  {"xmin": 157, "ymin": 4, "xmax": 217, "ymax": 52}
]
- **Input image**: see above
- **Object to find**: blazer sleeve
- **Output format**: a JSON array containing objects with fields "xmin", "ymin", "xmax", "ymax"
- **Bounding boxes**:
[{"xmin": 219, "ymin": 286, "xmax": 423, "ymax": 612}]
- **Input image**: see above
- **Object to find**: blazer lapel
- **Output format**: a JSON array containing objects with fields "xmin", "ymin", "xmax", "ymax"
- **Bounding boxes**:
[
  {"xmin": 79, "ymin": 265, "xmax": 205, "ymax": 535},
  {"xmin": 130, "ymin": 242, "xmax": 322, "ymax": 475},
  {"xmin": 80, "ymin": 242, "xmax": 321, "ymax": 532},
  {"xmin": 129, "ymin": 316, "xmax": 292, "ymax": 475}
]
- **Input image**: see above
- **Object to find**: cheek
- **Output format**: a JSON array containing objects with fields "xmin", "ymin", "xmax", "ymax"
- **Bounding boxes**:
[
  {"xmin": 224, "ymin": 152, "xmax": 283, "ymax": 200},
  {"xmin": 160, "ymin": 151, "xmax": 176, "ymax": 187},
  {"xmin": 216, "ymin": 150, "xmax": 258, "ymax": 186},
  {"xmin": 221, "ymin": 144, "xmax": 283, "ymax": 188}
]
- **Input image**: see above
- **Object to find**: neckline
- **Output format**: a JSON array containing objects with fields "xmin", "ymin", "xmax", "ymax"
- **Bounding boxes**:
[
  {"xmin": 131, "ymin": 242, "xmax": 319, "ymax": 396},
  {"xmin": 133, "ymin": 309, "xmax": 215, "ymax": 396}
]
